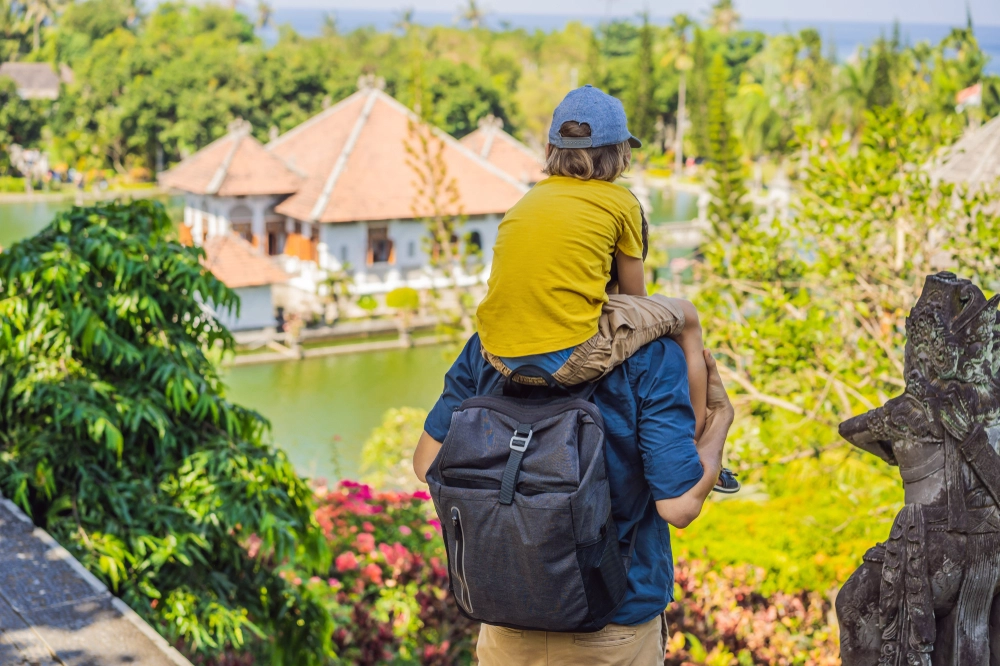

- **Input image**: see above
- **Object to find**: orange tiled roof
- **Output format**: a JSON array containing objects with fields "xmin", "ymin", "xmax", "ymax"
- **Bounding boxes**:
[
  {"xmin": 160, "ymin": 124, "xmax": 302, "ymax": 197},
  {"xmin": 461, "ymin": 125, "xmax": 545, "ymax": 184},
  {"xmin": 269, "ymin": 90, "xmax": 528, "ymax": 223},
  {"xmin": 202, "ymin": 234, "xmax": 289, "ymax": 289}
]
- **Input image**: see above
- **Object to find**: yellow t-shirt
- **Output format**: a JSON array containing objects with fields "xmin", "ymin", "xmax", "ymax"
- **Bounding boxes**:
[{"xmin": 476, "ymin": 176, "xmax": 643, "ymax": 357}]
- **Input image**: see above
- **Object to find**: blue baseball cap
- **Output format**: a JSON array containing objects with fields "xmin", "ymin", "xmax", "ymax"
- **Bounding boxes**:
[{"xmin": 548, "ymin": 85, "xmax": 641, "ymax": 149}]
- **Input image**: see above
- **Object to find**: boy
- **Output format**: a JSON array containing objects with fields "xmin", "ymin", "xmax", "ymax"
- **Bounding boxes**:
[{"xmin": 476, "ymin": 85, "xmax": 737, "ymax": 491}]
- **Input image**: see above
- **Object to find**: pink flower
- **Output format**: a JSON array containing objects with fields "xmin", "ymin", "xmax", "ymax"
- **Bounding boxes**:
[
  {"xmin": 424, "ymin": 531, "xmax": 434, "ymax": 540},
  {"xmin": 245, "ymin": 533, "xmax": 262, "ymax": 559},
  {"xmin": 328, "ymin": 578, "xmax": 341, "ymax": 588},
  {"xmin": 399, "ymin": 525, "xmax": 412, "ymax": 536},
  {"xmin": 293, "ymin": 577, "xmax": 302, "ymax": 586},
  {"xmin": 413, "ymin": 490, "xmax": 431, "ymax": 501},
  {"xmin": 278, "ymin": 570, "xmax": 287, "ymax": 579},
  {"xmin": 355, "ymin": 533, "xmax": 375, "ymax": 554},
  {"xmin": 362, "ymin": 563, "xmax": 383, "ymax": 585},
  {"xmin": 335, "ymin": 552, "xmax": 359, "ymax": 572},
  {"xmin": 428, "ymin": 519, "xmax": 441, "ymax": 532},
  {"xmin": 362, "ymin": 521, "xmax": 375, "ymax": 533},
  {"xmin": 309, "ymin": 576, "xmax": 321, "ymax": 585}
]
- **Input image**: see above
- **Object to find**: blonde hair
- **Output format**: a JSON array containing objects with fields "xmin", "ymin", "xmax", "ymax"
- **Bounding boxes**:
[{"xmin": 544, "ymin": 121, "xmax": 632, "ymax": 182}]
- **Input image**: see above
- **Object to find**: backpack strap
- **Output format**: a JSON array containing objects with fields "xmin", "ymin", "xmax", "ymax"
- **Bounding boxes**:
[
  {"xmin": 499, "ymin": 423, "xmax": 533, "ymax": 505},
  {"xmin": 622, "ymin": 523, "xmax": 640, "ymax": 572}
]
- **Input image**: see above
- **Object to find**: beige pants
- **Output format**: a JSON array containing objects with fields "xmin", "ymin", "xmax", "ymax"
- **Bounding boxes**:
[
  {"xmin": 484, "ymin": 294, "xmax": 686, "ymax": 386},
  {"xmin": 476, "ymin": 614, "xmax": 668, "ymax": 666}
]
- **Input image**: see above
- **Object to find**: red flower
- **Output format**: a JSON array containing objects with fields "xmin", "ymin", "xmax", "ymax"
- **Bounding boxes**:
[
  {"xmin": 355, "ymin": 533, "xmax": 376, "ymax": 554},
  {"xmin": 413, "ymin": 490, "xmax": 431, "ymax": 501},
  {"xmin": 335, "ymin": 552, "xmax": 359, "ymax": 572},
  {"xmin": 362, "ymin": 562, "xmax": 383, "ymax": 585}
]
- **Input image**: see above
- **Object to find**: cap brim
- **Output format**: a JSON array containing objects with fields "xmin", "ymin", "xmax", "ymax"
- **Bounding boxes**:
[{"xmin": 628, "ymin": 136, "xmax": 642, "ymax": 148}]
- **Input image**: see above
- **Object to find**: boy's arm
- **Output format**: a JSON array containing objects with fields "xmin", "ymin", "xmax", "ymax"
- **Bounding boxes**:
[
  {"xmin": 413, "ymin": 431, "xmax": 443, "ymax": 483},
  {"xmin": 615, "ymin": 251, "xmax": 646, "ymax": 296}
]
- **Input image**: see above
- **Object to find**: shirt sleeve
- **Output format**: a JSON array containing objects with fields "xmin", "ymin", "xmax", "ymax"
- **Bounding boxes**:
[
  {"xmin": 423, "ymin": 335, "xmax": 482, "ymax": 442},
  {"xmin": 636, "ymin": 339, "xmax": 703, "ymax": 500},
  {"xmin": 616, "ymin": 204, "xmax": 644, "ymax": 259}
]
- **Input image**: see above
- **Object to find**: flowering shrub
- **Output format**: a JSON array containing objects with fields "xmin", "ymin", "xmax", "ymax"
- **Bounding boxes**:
[
  {"xmin": 273, "ymin": 482, "xmax": 841, "ymax": 665},
  {"xmin": 286, "ymin": 481, "xmax": 477, "ymax": 665},
  {"xmin": 665, "ymin": 560, "xmax": 839, "ymax": 666}
]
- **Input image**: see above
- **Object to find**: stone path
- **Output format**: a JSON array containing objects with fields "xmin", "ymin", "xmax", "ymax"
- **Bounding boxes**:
[{"xmin": 0, "ymin": 494, "xmax": 192, "ymax": 666}]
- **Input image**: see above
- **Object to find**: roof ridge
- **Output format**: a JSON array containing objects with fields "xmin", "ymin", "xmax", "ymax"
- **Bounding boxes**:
[
  {"xmin": 266, "ymin": 90, "xmax": 366, "ymax": 151},
  {"xmin": 495, "ymin": 127, "xmax": 544, "ymax": 162},
  {"xmin": 373, "ymin": 90, "xmax": 529, "ymax": 195},
  {"xmin": 160, "ymin": 130, "xmax": 238, "ymax": 180},
  {"xmin": 480, "ymin": 125, "xmax": 497, "ymax": 159},
  {"xmin": 205, "ymin": 131, "xmax": 246, "ymax": 195},
  {"xmin": 308, "ymin": 89, "xmax": 379, "ymax": 222}
]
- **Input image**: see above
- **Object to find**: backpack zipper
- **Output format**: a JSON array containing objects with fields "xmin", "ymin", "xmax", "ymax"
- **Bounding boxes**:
[{"xmin": 450, "ymin": 506, "xmax": 474, "ymax": 613}]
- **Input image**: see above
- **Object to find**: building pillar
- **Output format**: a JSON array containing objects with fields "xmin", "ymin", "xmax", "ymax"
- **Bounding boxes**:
[
  {"xmin": 192, "ymin": 208, "xmax": 204, "ymax": 246},
  {"xmin": 251, "ymin": 202, "xmax": 265, "ymax": 254}
]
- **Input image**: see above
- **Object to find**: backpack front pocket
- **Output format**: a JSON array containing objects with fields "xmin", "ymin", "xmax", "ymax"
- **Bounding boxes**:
[{"xmin": 438, "ymin": 488, "xmax": 587, "ymax": 631}]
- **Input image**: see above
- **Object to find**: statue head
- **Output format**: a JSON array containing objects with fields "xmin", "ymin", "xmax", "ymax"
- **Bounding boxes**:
[{"xmin": 905, "ymin": 272, "xmax": 1000, "ymax": 395}]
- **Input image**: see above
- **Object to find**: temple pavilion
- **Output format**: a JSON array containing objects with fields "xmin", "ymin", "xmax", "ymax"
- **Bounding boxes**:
[{"xmin": 160, "ymin": 78, "xmax": 536, "ymax": 305}]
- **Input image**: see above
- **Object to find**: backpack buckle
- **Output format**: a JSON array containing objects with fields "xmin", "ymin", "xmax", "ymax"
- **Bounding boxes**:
[{"xmin": 509, "ymin": 425, "xmax": 533, "ymax": 452}]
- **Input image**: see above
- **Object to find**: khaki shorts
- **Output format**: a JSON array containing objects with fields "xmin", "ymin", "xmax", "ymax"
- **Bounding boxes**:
[
  {"xmin": 476, "ymin": 613, "xmax": 668, "ymax": 666},
  {"xmin": 483, "ymin": 294, "xmax": 686, "ymax": 386}
]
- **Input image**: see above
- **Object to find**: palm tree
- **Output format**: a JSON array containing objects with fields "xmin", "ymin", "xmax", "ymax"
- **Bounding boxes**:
[
  {"xmin": 663, "ymin": 13, "xmax": 694, "ymax": 177},
  {"xmin": 459, "ymin": 0, "xmax": 485, "ymax": 29},
  {"xmin": 255, "ymin": 0, "xmax": 273, "ymax": 30},
  {"xmin": 24, "ymin": 0, "xmax": 62, "ymax": 52},
  {"xmin": 709, "ymin": 0, "xmax": 740, "ymax": 35}
]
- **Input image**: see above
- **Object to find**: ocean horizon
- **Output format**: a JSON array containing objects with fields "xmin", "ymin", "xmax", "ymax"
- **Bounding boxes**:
[{"xmin": 259, "ymin": 9, "xmax": 1000, "ymax": 73}]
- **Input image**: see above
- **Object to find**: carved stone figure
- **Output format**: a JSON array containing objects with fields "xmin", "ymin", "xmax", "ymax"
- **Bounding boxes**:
[{"xmin": 837, "ymin": 272, "xmax": 1000, "ymax": 666}]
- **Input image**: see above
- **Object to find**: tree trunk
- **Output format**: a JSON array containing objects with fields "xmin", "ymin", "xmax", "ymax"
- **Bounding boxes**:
[{"xmin": 674, "ymin": 74, "xmax": 686, "ymax": 180}]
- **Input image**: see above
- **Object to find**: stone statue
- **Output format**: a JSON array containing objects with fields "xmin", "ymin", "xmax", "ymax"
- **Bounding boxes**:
[{"xmin": 837, "ymin": 272, "xmax": 1000, "ymax": 666}]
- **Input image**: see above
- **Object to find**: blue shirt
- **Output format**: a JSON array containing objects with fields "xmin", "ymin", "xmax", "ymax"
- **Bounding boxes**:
[{"xmin": 424, "ymin": 334, "xmax": 702, "ymax": 625}]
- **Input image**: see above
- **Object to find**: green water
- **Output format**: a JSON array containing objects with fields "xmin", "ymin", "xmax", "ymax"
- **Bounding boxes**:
[
  {"xmin": 0, "ymin": 200, "xmax": 70, "ymax": 247},
  {"xmin": 223, "ymin": 345, "xmax": 458, "ymax": 481}
]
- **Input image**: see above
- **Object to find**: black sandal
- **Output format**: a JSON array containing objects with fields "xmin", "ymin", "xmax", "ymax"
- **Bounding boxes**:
[{"xmin": 714, "ymin": 468, "xmax": 741, "ymax": 494}]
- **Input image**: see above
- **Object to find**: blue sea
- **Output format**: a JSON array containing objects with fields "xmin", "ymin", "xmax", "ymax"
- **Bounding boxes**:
[{"xmin": 260, "ymin": 9, "xmax": 1000, "ymax": 74}]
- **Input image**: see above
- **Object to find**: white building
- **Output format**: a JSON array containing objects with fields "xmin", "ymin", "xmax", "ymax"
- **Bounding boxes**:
[{"xmin": 161, "ymin": 80, "xmax": 538, "ymax": 307}]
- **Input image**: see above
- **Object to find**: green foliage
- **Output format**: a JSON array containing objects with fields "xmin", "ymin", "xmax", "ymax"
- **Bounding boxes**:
[
  {"xmin": 359, "ymin": 407, "xmax": 427, "ymax": 491},
  {"xmin": 0, "ymin": 201, "xmax": 332, "ymax": 662},
  {"xmin": 357, "ymin": 294, "xmax": 378, "ymax": 312},
  {"xmin": 705, "ymin": 52, "xmax": 751, "ymax": 234},
  {"xmin": 682, "ymin": 105, "xmax": 1000, "ymax": 593},
  {"xmin": 385, "ymin": 287, "xmax": 420, "ymax": 311}
]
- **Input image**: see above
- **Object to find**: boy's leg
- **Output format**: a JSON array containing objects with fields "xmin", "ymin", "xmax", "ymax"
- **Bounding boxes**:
[
  {"xmin": 669, "ymin": 298, "xmax": 707, "ymax": 439},
  {"xmin": 553, "ymin": 294, "xmax": 686, "ymax": 386}
]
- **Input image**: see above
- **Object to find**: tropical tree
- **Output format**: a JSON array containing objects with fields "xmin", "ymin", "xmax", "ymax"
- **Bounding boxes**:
[
  {"xmin": 0, "ymin": 201, "xmax": 332, "ymax": 662},
  {"xmin": 705, "ymin": 52, "xmax": 751, "ymax": 233},
  {"xmin": 628, "ymin": 12, "xmax": 656, "ymax": 146},
  {"xmin": 24, "ymin": 0, "xmax": 64, "ymax": 50},
  {"xmin": 459, "ymin": 0, "xmax": 485, "ymax": 29},
  {"xmin": 709, "ymin": 0, "xmax": 740, "ymax": 35},
  {"xmin": 662, "ymin": 13, "xmax": 694, "ymax": 175}
]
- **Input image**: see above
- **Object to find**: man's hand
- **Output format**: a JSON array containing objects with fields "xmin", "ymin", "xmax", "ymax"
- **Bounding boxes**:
[{"xmin": 703, "ymin": 350, "xmax": 734, "ymax": 432}]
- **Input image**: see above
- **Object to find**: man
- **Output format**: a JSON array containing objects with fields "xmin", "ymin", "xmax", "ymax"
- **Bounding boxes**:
[{"xmin": 413, "ymin": 334, "xmax": 734, "ymax": 665}]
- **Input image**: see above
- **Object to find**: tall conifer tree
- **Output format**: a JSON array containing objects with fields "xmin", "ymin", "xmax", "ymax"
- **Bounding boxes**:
[
  {"xmin": 630, "ymin": 12, "xmax": 656, "ymax": 144},
  {"xmin": 688, "ymin": 28, "xmax": 711, "ymax": 158},
  {"xmin": 706, "ymin": 52, "xmax": 751, "ymax": 233}
]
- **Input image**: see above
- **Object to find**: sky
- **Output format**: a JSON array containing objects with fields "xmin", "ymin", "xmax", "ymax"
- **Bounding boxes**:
[{"xmin": 305, "ymin": 0, "xmax": 1000, "ymax": 26}]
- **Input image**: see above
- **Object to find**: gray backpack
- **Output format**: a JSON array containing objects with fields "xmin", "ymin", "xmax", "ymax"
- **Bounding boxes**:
[{"xmin": 426, "ymin": 366, "xmax": 638, "ymax": 632}]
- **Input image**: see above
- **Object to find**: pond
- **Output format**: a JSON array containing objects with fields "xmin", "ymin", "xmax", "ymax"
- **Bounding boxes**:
[
  {"xmin": 0, "ymin": 185, "xmax": 698, "ymax": 482},
  {"xmin": 223, "ymin": 345, "xmax": 458, "ymax": 481}
]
